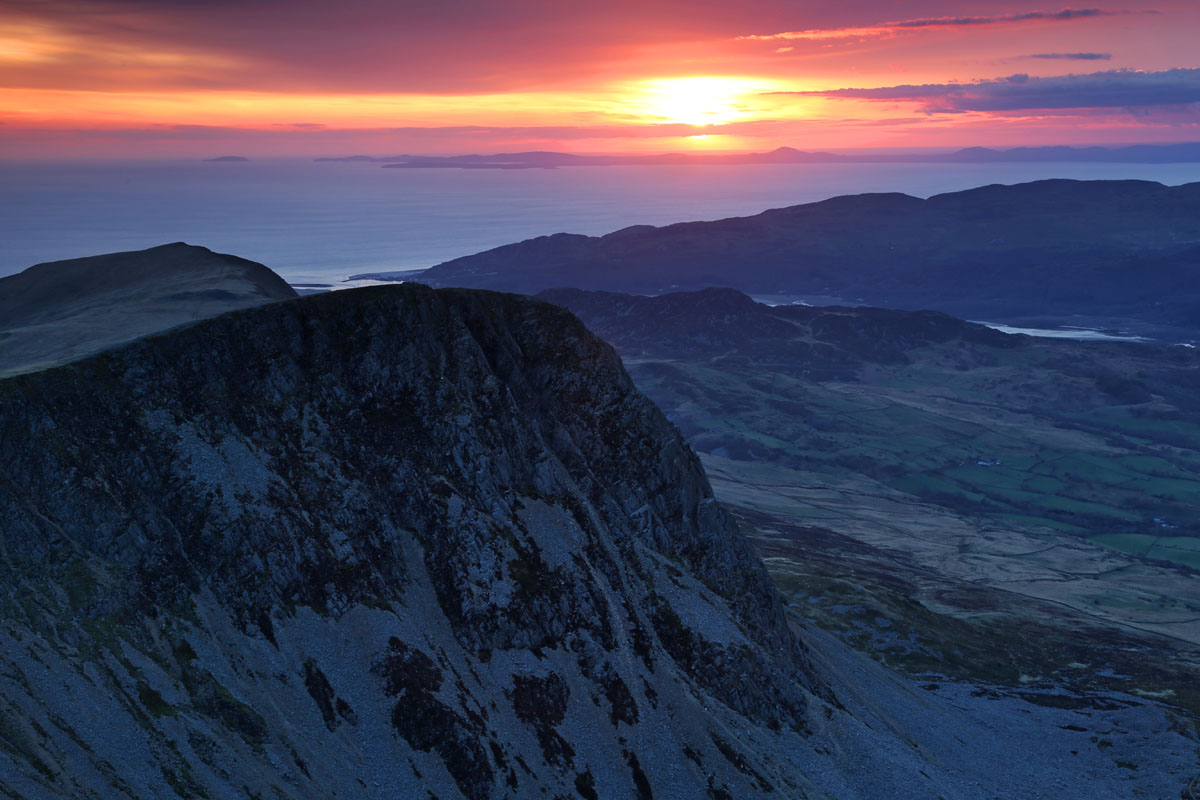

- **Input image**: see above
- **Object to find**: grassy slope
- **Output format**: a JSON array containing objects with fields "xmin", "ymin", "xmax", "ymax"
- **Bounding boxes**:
[{"xmin": 625, "ymin": 339, "xmax": 1200, "ymax": 718}]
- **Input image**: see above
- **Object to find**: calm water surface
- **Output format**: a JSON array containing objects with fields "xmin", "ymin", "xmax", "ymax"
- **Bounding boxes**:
[{"xmin": 5, "ymin": 158, "xmax": 1200, "ymax": 284}]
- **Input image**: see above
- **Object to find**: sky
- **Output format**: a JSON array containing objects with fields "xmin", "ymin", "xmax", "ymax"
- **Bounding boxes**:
[{"xmin": 1, "ymin": 0, "xmax": 1199, "ymax": 157}]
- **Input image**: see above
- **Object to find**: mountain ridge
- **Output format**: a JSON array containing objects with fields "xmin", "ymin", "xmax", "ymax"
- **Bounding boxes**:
[
  {"xmin": 368, "ymin": 179, "xmax": 1200, "ymax": 335},
  {"xmin": 0, "ymin": 242, "xmax": 297, "ymax": 375}
]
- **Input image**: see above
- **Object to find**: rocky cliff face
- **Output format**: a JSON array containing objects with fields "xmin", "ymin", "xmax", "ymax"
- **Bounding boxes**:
[{"xmin": 0, "ymin": 285, "xmax": 840, "ymax": 799}]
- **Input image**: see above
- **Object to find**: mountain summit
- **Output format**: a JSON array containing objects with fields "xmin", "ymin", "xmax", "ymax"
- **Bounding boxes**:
[{"xmin": 0, "ymin": 242, "xmax": 297, "ymax": 375}]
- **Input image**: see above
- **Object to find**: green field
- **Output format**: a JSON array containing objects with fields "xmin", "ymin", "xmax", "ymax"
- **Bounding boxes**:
[
  {"xmin": 633, "ymin": 357, "xmax": 1200, "ymax": 563},
  {"xmin": 1092, "ymin": 533, "xmax": 1200, "ymax": 568}
]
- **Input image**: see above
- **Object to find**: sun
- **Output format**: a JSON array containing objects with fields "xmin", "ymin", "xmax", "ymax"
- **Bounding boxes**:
[{"xmin": 636, "ymin": 77, "xmax": 761, "ymax": 126}]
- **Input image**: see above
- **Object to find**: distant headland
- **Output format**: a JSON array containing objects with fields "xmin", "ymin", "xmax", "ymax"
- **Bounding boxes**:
[{"xmin": 315, "ymin": 142, "xmax": 1200, "ymax": 169}]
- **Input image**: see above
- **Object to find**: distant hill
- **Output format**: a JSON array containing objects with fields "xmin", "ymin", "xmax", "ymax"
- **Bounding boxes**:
[
  {"xmin": 0, "ymin": 242, "xmax": 296, "ymax": 375},
  {"xmin": 538, "ymin": 287, "xmax": 1016, "ymax": 379},
  {"xmin": 319, "ymin": 141, "xmax": 1200, "ymax": 168},
  {"xmin": 385, "ymin": 179, "xmax": 1200, "ymax": 334}
]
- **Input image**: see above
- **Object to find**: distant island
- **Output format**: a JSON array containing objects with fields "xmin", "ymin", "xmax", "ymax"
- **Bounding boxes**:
[
  {"xmin": 316, "ymin": 141, "xmax": 1200, "ymax": 169},
  {"xmin": 204, "ymin": 155, "xmax": 250, "ymax": 162},
  {"xmin": 316, "ymin": 147, "xmax": 838, "ymax": 169}
]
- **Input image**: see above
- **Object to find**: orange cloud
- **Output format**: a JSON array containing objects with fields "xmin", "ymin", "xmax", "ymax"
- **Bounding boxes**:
[{"xmin": 0, "ymin": 0, "xmax": 1195, "ymax": 157}]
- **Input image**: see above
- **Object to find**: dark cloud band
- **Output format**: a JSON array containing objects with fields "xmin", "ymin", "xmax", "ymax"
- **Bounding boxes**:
[
  {"xmin": 775, "ymin": 68, "xmax": 1200, "ymax": 114},
  {"xmin": 738, "ymin": 8, "xmax": 1130, "ymax": 41},
  {"xmin": 894, "ymin": 8, "xmax": 1112, "ymax": 27},
  {"xmin": 1028, "ymin": 52, "xmax": 1113, "ymax": 59}
]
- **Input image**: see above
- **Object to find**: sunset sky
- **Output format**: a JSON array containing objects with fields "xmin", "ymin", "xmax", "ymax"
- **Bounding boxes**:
[{"xmin": 2, "ymin": 0, "xmax": 1199, "ymax": 157}]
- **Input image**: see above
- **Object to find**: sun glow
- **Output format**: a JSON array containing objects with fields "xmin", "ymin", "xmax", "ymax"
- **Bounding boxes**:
[{"xmin": 636, "ymin": 77, "xmax": 765, "ymax": 126}]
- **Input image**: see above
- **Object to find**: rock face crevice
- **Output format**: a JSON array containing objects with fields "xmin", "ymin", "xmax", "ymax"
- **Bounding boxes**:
[{"xmin": 0, "ymin": 284, "xmax": 824, "ymax": 799}]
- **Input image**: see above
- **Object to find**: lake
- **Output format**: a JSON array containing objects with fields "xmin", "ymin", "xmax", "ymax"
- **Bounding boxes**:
[{"xmin": 5, "ymin": 158, "xmax": 1200, "ymax": 285}]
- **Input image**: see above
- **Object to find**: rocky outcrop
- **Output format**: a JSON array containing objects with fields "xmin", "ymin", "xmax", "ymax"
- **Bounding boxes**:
[{"xmin": 0, "ymin": 284, "xmax": 831, "ymax": 799}]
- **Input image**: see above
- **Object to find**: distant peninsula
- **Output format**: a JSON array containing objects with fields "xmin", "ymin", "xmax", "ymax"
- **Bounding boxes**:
[
  {"xmin": 204, "ymin": 155, "xmax": 250, "ymax": 162},
  {"xmin": 316, "ymin": 141, "xmax": 1200, "ymax": 169}
]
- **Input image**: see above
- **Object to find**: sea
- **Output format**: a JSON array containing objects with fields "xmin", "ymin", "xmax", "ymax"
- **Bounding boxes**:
[{"xmin": 5, "ymin": 158, "xmax": 1200, "ymax": 286}]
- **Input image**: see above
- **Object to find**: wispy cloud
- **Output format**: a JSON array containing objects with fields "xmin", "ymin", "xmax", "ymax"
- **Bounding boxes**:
[
  {"xmin": 1027, "ymin": 52, "xmax": 1112, "ymax": 59},
  {"xmin": 776, "ymin": 68, "xmax": 1200, "ymax": 115},
  {"xmin": 739, "ymin": 9, "xmax": 1129, "ymax": 42}
]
